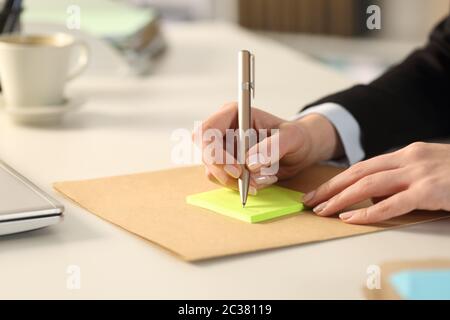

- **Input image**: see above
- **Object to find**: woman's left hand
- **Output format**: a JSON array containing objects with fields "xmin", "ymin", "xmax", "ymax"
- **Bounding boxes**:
[{"xmin": 303, "ymin": 142, "xmax": 450, "ymax": 224}]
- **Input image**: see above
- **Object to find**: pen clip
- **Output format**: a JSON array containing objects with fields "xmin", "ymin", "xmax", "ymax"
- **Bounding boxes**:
[{"xmin": 250, "ymin": 53, "xmax": 255, "ymax": 99}]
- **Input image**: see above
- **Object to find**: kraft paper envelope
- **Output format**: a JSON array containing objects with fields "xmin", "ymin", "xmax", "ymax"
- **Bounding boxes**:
[
  {"xmin": 53, "ymin": 165, "xmax": 450, "ymax": 261},
  {"xmin": 364, "ymin": 259, "xmax": 450, "ymax": 300}
]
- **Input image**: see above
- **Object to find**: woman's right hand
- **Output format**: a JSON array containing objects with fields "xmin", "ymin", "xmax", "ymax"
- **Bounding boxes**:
[{"xmin": 192, "ymin": 102, "xmax": 343, "ymax": 194}]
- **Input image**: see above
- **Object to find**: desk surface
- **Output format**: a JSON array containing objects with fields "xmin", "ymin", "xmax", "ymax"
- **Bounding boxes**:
[{"xmin": 0, "ymin": 22, "xmax": 449, "ymax": 299}]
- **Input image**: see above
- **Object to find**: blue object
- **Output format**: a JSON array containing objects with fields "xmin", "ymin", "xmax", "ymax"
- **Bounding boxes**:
[{"xmin": 390, "ymin": 269, "xmax": 450, "ymax": 300}]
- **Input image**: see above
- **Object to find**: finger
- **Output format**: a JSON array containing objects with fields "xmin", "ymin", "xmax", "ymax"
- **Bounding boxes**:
[
  {"xmin": 192, "ymin": 102, "xmax": 238, "ymax": 160},
  {"xmin": 205, "ymin": 166, "xmax": 257, "ymax": 195},
  {"xmin": 338, "ymin": 190, "xmax": 417, "ymax": 224},
  {"xmin": 201, "ymin": 135, "xmax": 242, "ymax": 179},
  {"xmin": 194, "ymin": 104, "xmax": 243, "ymax": 179},
  {"xmin": 246, "ymin": 122, "xmax": 304, "ymax": 174},
  {"xmin": 251, "ymin": 174, "xmax": 278, "ymax": 190},
  {"xmin": 304, "ymin": 152, "xmax": 401, "ymax": 207},
  {"xmin": 314, "ymin": 169, "xmax": 409, "ymax": 216},
  {"xmin": 205, "ymin": 165, "xmax": 232, "ymax": 186}
]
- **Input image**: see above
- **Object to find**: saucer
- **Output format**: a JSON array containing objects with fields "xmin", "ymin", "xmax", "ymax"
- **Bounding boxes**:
[{"xmin": 2, "ymin": 97, "xmax": 85, "ymax": 125}]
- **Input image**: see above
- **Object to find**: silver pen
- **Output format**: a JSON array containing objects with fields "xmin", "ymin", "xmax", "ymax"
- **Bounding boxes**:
[{"xmin": 238, "ymin": 50, "xmax": 255, "ymax": 207}]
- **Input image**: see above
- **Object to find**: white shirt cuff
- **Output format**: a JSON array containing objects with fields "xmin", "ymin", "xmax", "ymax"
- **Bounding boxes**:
[{"xmin": 293, "ymin": 102, "xmax": 365, "ymax": 165}]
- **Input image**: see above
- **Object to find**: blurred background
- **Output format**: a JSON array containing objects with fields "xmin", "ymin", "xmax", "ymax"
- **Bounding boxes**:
[
  {"xmin": 6, "ymin": 0, "xmax": 450, "ymax": 82},
  {"xmin": 1, "ymin": 0, "xmax": 449, "ymax": 300}
]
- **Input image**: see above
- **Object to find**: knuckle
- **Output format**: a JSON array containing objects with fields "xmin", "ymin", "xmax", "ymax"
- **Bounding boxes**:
[
  {"xmin": 375, "ymin": 201, "xmax": 391, "ymax": 216},
  {"xmin": 201, "ymin": 123, "xmax": 212, "ymax": 136},
  {"xmin": 221, "ymin": 101, "xmax": 237, "ymax": 111},
  {"xmin": 361, "ymin": 205, "xmax": 386, "ymax": 224},
  {"xmin": 329, "ymin": 192, "xmax": 344, "ymax": 208},
  {"xmin": 349, "ymin": 161, "xmax": 366, "ymax": 179},
  {"xmin": 358, "ymin": 208, "xmax": 371, "ymax": 223},
  {"xmin": 358, "ymin": 176, "xmax": 375, "ymax": 191},
  {"xmin": 318, "ymin": 182, "xmax": 332, "ymax": 196},
  {"xmin": 405, "ymin": 142, "xmax": 428, "ymax": 160}
]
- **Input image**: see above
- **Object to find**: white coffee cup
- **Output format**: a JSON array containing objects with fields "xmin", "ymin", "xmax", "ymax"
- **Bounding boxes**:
[{"xmin": 0, "ymin": 33, "xmax": 89, "ymax": 107}]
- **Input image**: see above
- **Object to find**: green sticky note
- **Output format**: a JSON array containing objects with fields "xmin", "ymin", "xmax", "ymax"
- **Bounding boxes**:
[{"xmin": 186, "ymin": 186, "xmax": 304, "ymax": 223}]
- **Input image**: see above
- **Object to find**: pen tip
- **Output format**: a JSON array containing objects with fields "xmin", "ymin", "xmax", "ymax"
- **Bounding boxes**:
[{"xmin": 242, "ymin": 202, "xmax": 246, "ymax": 208}]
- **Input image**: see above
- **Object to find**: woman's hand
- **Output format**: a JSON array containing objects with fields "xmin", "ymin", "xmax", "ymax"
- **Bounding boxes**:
[
  {"xmin": 304, "ymin": 142, "xmax": 450, "ymax": 224},
  {"xmin": 193, "ymin": 102, "xmax": 343, "ymax": 193}
]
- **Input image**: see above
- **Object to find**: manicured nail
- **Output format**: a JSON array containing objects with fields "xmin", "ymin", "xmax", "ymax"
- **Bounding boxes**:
[
  {"xmin": 313, "ymin": 201, "xmax": 327, "ymax": 214},
  {"xmin": 258, "ymin": 153, "xmax": 269, "ymax": 165},
  {"xmin": 249, "ymin": 186, "xmax": 257, "ymax": 196},
  {"xmin": 247, "ymin": 153, "xmax": 268, "ymax": 171},
  {"xmin": 339, "ymin": 211, "xmax": 354, "ymax": 220},
  {"xmin": 224, "ymin": 165, "xmax": 240, "ymax": 178},
  {"xmin": 303, "ymin": 191, "xmax": 315, "ymax": 204},
  {"xmin": 253, "ymin": 175, "xmax": 278, "ymax": 185},
  {"xmin": 247, "ymin": 154, "xmax": 260, "ymax": 170}
]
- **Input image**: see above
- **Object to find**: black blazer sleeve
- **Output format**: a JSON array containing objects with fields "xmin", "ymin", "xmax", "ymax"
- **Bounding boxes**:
[{"xmin": 304, "ymin": 16, "xmax": 450, "ymax": 159}]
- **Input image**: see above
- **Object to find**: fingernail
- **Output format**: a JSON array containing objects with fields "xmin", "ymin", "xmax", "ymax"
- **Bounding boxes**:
[
  {"xmin": 247, "ymin": 153, "xmax": 268, "ymax": 171},
  {"xmin": 339, "ymin": 211, "xmax": 354, "ymax": 220},
  {"xmin": 253, "ymin": 175, "xmax": 278, "ymax": 185},
  {"xmin": 313, "ymin": 201, "xmax": 327, "ymax": 214},
  {"xmin": 247, "ymin": 154, "xmax": 261, "ymax": 171},
  {"xmin": 303, "ymin": 191, "xmax": 315, "ymax": 204},
  {"xmin": 258, "ymin": 153, "xmax": 269, "ymax": 165},
  {"xmin": 224, "ymin": 165, "xmax": 240, "ymax": 178},
  {"xmin": 249, "ymin": 186, "xmax": 257, "ymax": 196}
]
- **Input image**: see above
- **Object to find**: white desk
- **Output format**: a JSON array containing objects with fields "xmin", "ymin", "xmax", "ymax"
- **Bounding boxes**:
[{"xmin": 0, "ymin": 22, "xmax": 449, "ymax": 299}]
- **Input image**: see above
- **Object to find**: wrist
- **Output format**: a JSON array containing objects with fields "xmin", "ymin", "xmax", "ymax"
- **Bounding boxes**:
[{"xmin": 296, "ymin": 114, "xmax": 344, "ymax": 163}]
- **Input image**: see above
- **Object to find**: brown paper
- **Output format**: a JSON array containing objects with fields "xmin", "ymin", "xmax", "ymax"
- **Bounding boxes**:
[
  {"xmin": 364, "ymin": 259, "xmax": 450, "ymax": 300},
  {"xmin": 53, "ymin": 165, "xmax": 449, "ymax": 261}
]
